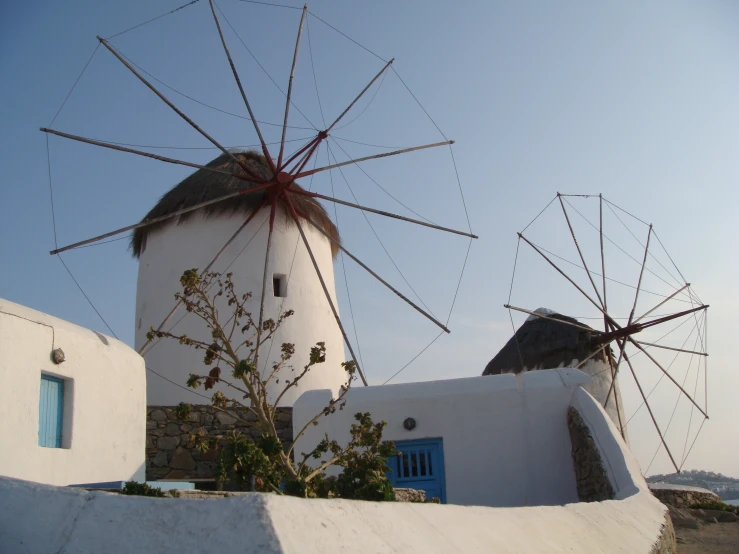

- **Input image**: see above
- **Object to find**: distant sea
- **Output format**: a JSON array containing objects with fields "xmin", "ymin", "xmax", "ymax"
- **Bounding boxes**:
[{"xmin": 725, "ymin": 499, "xmax": 739, "ymax": 506}]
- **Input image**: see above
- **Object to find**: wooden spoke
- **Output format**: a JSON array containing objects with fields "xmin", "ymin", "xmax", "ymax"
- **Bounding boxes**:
[
  {"xmin": 518, "ymin": 233, "xmax": 621, "ymax": 330},
  {"xmin": 325, "ymin": 58, "xmax": 394, "ymax": 133},
  {"xmin": 627, "ymin": 336, "xmax": 708, "ymax": 418},
  {"xmin": 48, "ymin": 179, "xmax": 273, "ymax": 255},
  {"xmin": 290, "ymin": 189, "xmax": 477, "ymax": 239},
  {"xmin": 281, "ymin": 134, "xmax": 322, "ymax": 173},
  {"xmin": 254, "ymin": 203, "xmax": 277, "ymax": 374},
  {"xmin": 620, "ymin": 344, "xmax": 680, "ymax": 472},
  {"xmin": 599, "ymin": 194, "xmax": 608, "ymax": 333},
  {"xmin": 302, "ymin": 212, "xmax": 450, "ymax": 333},
  {"xmin": 559, "ymin": 194, "xmax": 605, "ymax": 309},
  {"xmin": 40, "ymin": 128, "xmax": 262, "ymax": 183},
  {"xmin": 97, "ymin": 36, "xmax": 261, "ymax": 181},
  {"xmin": 288, "ymin": 136, "xmax": 324, "ymax": 176},
  {"xmin": 282, "ymin": 194, "xmax": 368, "ymax": 386},
  {"xmin": 627, "ymin": 224, "xmax": 652, "ymax": 325},
  {"xmin": 633, "ymin": 284, "xmax": 690, "ymax": 324},
  {"xmin": 277, "ymin": 5, "xmax": 308, "ymax": 171},
  {"xmin": 208, "ymin": 0, "xmax": 275, "ymax": 174},
  {"xmin": 138, "ymin": 201, "xmax": 268, "ymax": 355},
  {"xmin": 295, "ymin": 140, "xmax": 454, "ymax": 179},
  {"xmin": 603, "ymin": 334, "xmax": 626, "ymax": 409},
  {"xmin": 574, "ymin": 343, "xmax": 608, "ymax": 369},
  {"xmin": 503, "ymin": 304, "xmax": 600, "ymax": 333},
  {"xmin": 631, "ymin": 340, "xmax": 708, "ymax": 357}
]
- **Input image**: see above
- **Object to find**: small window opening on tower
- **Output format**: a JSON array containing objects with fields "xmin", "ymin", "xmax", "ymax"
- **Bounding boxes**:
[{"xmin": 273, "ymin": 274, "xmax": 287, "ymax": 297}]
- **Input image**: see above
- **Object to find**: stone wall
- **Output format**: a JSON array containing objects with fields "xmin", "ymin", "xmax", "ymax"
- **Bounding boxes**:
[
  {"xmin": 648, "ymin": 484, "xmax": 721, "ymax": 509},
  {"xmin": 566, "ymin": 406, "xmax": 615, "ymax": 502},
  {"xmin": 650, "ymin": 512, "xmax": 677, "ymax": 554},
  {"xmin": 146, "ymin": 405, "xmax": 292, "ymax": 482}
]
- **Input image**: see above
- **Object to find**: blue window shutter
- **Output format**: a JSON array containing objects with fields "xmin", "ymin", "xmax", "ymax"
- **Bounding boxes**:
[
  {"xmin": 39, "ymin": 375, "xmax": 64, "ymax": 448},
  {"xmin": 387, "ymin": 438, "xmax": 447, "ymax": 503}
]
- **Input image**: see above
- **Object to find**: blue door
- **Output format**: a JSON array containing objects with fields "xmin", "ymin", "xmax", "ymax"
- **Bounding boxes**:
[
  {"xmin": 39, "ymin": 375, "xmax": 64, "ymax": 448},
  {"xmin": 387, "ymin": 438, "xmax": 446, "ymax": 503}
]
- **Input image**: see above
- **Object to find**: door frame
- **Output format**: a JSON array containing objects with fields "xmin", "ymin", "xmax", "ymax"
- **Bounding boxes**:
[{"xmin": 387, "ymin": 437, "xmax": 447, "ymax": 504}]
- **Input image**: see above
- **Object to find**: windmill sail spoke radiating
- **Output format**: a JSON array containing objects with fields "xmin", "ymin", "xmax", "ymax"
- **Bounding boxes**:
[
  {"xmin": 290, "ymin": 189, "xmax": 477, "ymax": 239},
  {"xmin": 620, "ymin": 344, "xmax": 680, "ymax": 472},
  {"xmin": 324, "ymin": 59, "xmax": 395, "ymax": 133},
  {"xmin": 302, "ymin": 214, "xmax": 450, "ymax": 333},
  {"xmin": 295, "ymin": 140, "xmax": 454, "ymax": 179},
  {"xmin": 138, "ymin": 200, "xmax": 268, "ymax": 356},
  {"xmin": 504, "ymin": 193, "xmax": 710, "ymax": 473},
  {"xmin": 277, "ymin": 5, "xmax": 308, "ymax": 171},
  {"xmin": 283, "ymin": 194, "xmax": 368, "ymax": 386},
  {"xmin": 97, "ymin": 36, "xmax": 262, "ymax": 181},
  {"xmin": 207, "ymin": 0, "xmax": 275, "ymax": 174},
  {"xmin": 254, "ymin": 204, "xmax": 277, "ymax": 373},
  {"xmin": 558, "ymin": 193, "xmax": 605, "ymax": 310}
]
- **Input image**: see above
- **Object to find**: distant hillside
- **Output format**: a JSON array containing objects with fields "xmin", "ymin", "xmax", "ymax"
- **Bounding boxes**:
[{"xmin": 647, "ymin": 470, "xmax": 739, "ymax": 500}]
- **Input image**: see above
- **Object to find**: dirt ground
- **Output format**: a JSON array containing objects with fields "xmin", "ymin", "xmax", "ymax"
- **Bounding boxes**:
[
  {"xmin": 676, "ymin": 523, "xmax": 739, "ymax": 553},
  {"xmin": 672, "ymin": 507, "xmax": 739, "ymax": 554}
]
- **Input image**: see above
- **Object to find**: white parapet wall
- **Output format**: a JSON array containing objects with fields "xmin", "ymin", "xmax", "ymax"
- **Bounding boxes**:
[
  {"xmin": 294, "ymin": 369, "xmax": 593, "ymax": 507},
  {"xmin": 0, "ymin": 299, "xmax": 146, "ymax": 486},
  {"xmin": 0, "ymin": 473, "xmax": 670, "ymax": 554},
  {"xmin": 0, "ymin": 369, "xmax": 672, "ymax": 553}
]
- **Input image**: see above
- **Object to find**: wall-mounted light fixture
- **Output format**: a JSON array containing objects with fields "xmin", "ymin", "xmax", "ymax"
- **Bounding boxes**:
[
  {"xmin": 403, "ymin": 417, "xmax": 416, "ymax": 431},
  {"xmin": 51, "ymin": 348, "xmax": 65, "ymax": 365}
]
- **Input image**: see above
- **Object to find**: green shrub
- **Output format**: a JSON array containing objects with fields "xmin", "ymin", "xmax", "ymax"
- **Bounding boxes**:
[
  {"xmin": 689, "ymin": 499, "xmax": 739, "ymax": 514},
  {"xmin": 122, "ymin": 481, "xmax": 166, "ymax": 497}
]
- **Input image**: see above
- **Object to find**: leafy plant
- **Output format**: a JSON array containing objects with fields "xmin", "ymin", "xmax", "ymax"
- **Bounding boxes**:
[
  {"xmin": 153, "ymin": 270, "xmax": 395, "ymax": 499},
  {"xmin": 333, "ymin": 413, "xmax": 397, "ymax": 501},
  {"xmin": 174, "ymin": 402, "xmax": 191, "ymax": 421},
  {"xmin": 122, "ymin": 480, "xmax": 166, "ymax": 497},
  {"xmin": 690, "ymin": 500, "xmax": 739, "ymax": 514}
]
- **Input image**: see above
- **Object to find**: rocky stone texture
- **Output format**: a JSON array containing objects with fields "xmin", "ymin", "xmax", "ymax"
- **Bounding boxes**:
[
  {"xmin": 567, "ymin": 406, "xmax": 615, "ymax": 502},
  {"xmin": 669, "ymin": 506, "xmax": 739, "ymax": 526},
  {"xmin": 649, "ymin": 484, "xmax": 721, "ymax": 509},
  {"xmin": 146, "ymin": 405, "xmax": 292, "ymax": 482},
  {"xmin": 650, "ymin": 512, "xmax": 677, "ymax": 554},
  {"xmin": 393, "ymin": 488, "xmax": 427, "ymax": 503}
]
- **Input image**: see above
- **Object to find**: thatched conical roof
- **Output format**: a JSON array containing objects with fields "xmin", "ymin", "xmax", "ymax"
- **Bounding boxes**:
[
  {"xmin": 131, "ymin": 151, "xmax": 340, "ymax": 258},
  {"xmin": 483, "ymin": 309, "xmax": 611, "ymax": 375}
]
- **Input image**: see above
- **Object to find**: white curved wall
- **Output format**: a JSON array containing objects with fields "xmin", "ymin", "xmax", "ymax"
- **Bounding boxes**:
[
  {"xmin": 294, "ymin": 369, "xmax": 595, "ymax": 507},
  {"xmin": 0, "ymin": 298, "xmax": 146, "ymax": 486},
  {"xmin": 578, "ymin": 358, "xmax": 629, "ymax": 444},
  {"xmin": 135, "ymin": 209, "xmax": 347, "ymax": 407},
  {"xmin": 0, "ymin": 372, "xmax": 669, "ymax": 553}
]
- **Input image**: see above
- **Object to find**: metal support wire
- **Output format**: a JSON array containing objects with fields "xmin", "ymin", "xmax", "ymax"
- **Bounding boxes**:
[
  {"xmin": 138, "ymin": 202, "xmax": 268, "ymax": 355},
  {"xmin": 46, "ymin": 135, "xmax": 119, "ymax": 339},
  {"xmin": 644, "ymin": 330, "xmax": 702, "ymax": 475},
  {"xmin": 282, "ymin": 194, "xmax": 368, "ymax": 386},
  {"xmin": 325, "ymin": 143, "xmax": 438, "ymax": 320},
  {"xmin": 326, "ymin": 155, "xmax": 366, "ymax": 374}
]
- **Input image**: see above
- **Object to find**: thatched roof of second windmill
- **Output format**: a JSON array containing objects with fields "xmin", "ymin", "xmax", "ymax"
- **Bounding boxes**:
[
  {"xmin": 131, "ymin": 151, "xmax": 340, "ymax": 258},
  {"xmin": 482, "ymin": 309, "xmax": 611, "ymax": 375}
]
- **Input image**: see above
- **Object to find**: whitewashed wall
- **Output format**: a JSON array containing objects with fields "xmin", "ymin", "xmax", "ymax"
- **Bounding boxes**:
[
  {"xmin": 0, "ymin": 299, "xmax": 146, "ymax": 486},
  {"xmin": 135, "ymin": 210, "xmax": 348, "ymax": 407},
  {"xmin": 0, "ymin": 370, "xmax": 670, "ymax": 554},
  {"xmin": 578, "ymin": 357, "xmax": 629, "ymax": 444},
  {"xmin": 293, "ymin": 369, "xmax": 594, "ymax": 507}
]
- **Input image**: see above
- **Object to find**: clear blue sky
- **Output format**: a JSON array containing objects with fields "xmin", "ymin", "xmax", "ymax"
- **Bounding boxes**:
[{"xmin": 1, "ymin": 0, "xmax": 737, "ymax": 478}]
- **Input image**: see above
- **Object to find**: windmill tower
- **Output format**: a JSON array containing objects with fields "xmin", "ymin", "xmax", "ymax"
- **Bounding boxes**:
[
  {"xmin": 42, "ymin": 2, "xmax": 472, "ymax": 410},
  {"xmin": 134, "ymin": 151, "xmax": 348, "ymax": 407},
  {"xmin": 483, "ymin": 308, "xmax": 629, "ymax": 443}
]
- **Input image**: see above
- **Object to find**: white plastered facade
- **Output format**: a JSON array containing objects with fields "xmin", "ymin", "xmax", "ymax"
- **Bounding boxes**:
[
  {"xmin": 135, "ymin": 210, "xmax": 347, "ymax": 407},
  {"xmin": 0, "ymin": 298, "xmax": 146, "ymax": 486},
  {"xmin": 293, "ymin": 369, "xmax": 639, "ymax": 507},
  {"xmin": 0, "ymin": 375, "xmax": 669, "ymax": 553}
]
